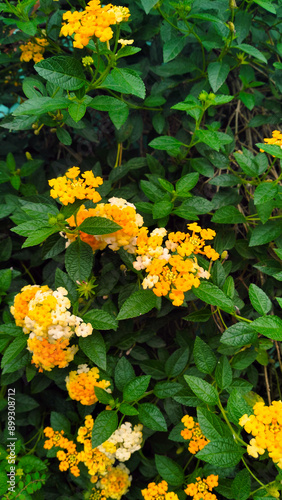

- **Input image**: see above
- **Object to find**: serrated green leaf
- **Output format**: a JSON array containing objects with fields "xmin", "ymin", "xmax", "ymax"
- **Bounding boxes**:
[
  {"xmin": 196, "ymin": 438, "xmax": 244, "ymax": 467},
  {"xmin": 50, "ymin": 412, "xmax": 71, "ymax": 434},
  {"xmin": 35, "ymin": 56, "xmax": 86, "ymax": 90},
  {"xmin": 212, "ymin": 206, "xmax": 246, "ymax": 224},
  {"xmin": 193, "ymin": 337, "xmax": 217, "ymax": 375},
  {"xmin": 79, "ymin": 330, "xmax": 106, "ymax": 370},
  {"xmin": 249, "ymin": 221, "xmax": 282, "ymax": 246},
  {"xmin": 221, "ymin": 323, "xmax": 257, "ymax": 347},
  {"xmin": 165, "ymin": 347, "xmax": 189, "ymax": 377},
  {"xmin": 1, "ymin": 336, "xmax": 27, "ymax": 368},
  {"xmin": 153, "ymin": 382, "xmax": 182, "ymax": 399},
  {"xmin": 249, "ymin": 283, "xmax": 272, "ymax": 315},
  {"xmin": 231, "ymin": 469, "xmax": 251, "ymax": 500},
  {"xmin": 197, "ymin": 407, "xmax": 230, "ymax": 440},
  {"xmin": 138, "ymin": 403, "xmax": 167, "ymax": 431},
  {"xmin": 13, "ymin": 97, "xmax": 69, "ymax": 116},
  {"xmin": 117, "ymin": 289, "xmax": 157, "ymax": 320},
  {"xmin": 83, "ymin": 310, "xmax": 118, "ymax": 331},
  {"xmin": 114, "ymin": 357, "xmax": 135, "ymax": 391},
  {"xmin": 184, "ymin": 375, "xmax": 218, "ymax": 404},
  {"xmin": 251, "ymin": 315, "xmax": 282, "ymax": 340},
  {"xmin": 208, "ymin": 62, "xmax": 230, "ymax": 92},
  {"xmin": 234, "ymin": 44, "xmax": 267, "ymax": 64},
  {"xmin": 215, "ymin": 356, "xmax": 233, "ymax": 389},
  {"xmin": 78, "ymin": 216, "xmax": 122, "ymax": 235},
  {"xmin": 155, "ymin": 455, "xmax": 184, "ymax": 486},
  {"xmin": 175, "ymin": 172, "xmax": 199, "ymax": 196},
  {"xmin": 123, "ymin": 375, "xmax": 151, "ymax": 402},
  {"xmin": 91, "ymin": 411, "xmax": 118, "ymax": 448},
  {"xmin": 65, "ymin": 239, "xmax": 93, "ymax": 282},
  {"xmin": 163, "ymin": 37, "xmax": 188, "ymax": 63},
  {"xmin": 193, "ymin": 282, "xmax": 235, "ymax": 313}
]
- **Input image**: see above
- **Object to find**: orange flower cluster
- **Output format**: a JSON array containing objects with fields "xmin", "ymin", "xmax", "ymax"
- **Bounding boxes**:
[
  {"xmin": 65, "ymin": 197, "xmax": 143, "ymax": 254},
  {"xmin": 181, "ymin": 415, "xmax": 210, "ymax": 454},
  {"xmin": 239, "ymin": 400, "xmax": 282, "ymax": 468},
  {"xmin": 44, "ymin": 427, "xmax": 81, "ymax": 477},
  {"xmin": 44, "ymin": 415, "xmax": 132, "ymax": 499},
  {"xmin": 65, "ymin": 364, "xmax": 111, "ymax": 405},
  {"xmin": 49, "ymin": 166, "xmax": 103, "ymax": 206},
  {"xmin": 10, "ymin": 285, "xmax": 92, "ymax": 372},
  {"xmin": 185, "ymin": 476, "xmax": 218, "ymax": 500},
  {"xmin": 141, "ymin": 481, "xmax": 180, "ymax": 500},
  {"xmin": 19, "ymin": 37, "xmax": 48, "ymax": 63},
  {"xmin": 133, "ymin": 224, "xmax": 219, "ymax": 306},
  {"xmin": 260, "ymin": 130, "xmax": 282, "ymax": 154},
  {"xmin": 60, "ymin": 0, "xmax": 130, "ymax": 48}
]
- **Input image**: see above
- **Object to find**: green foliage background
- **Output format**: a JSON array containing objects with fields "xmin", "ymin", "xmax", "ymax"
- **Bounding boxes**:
[{"xmin": 0, "ymin": 0, "xmax": 282, "ymax": 498}]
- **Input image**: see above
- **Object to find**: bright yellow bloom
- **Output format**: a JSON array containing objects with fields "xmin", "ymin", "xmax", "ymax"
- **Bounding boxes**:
[
  {"xmin": 19, "ymin": 37, "xmax": 48, "ymax": 63},
  {"xmin": 65, "ymin": 197, "xmax": 143, "ymax": 253},
  {"xmin": 27, "ymin": 336, "xmax": 78, "ymax": 372},
  {"xmin": 185, "ymin": 476, "xmax": 218, "ymax": 500},
  {"xmin": 49, "ymin": 167, "xmax": 103, "ymax": 205},
  {"xmin": 133, "ymin": 224, "xmax": 219, "ymax": 306},
  {"xmin": 10, "ymin": 285, "xmax": 41, "ymax": 327},
  {"xmin": 181, "ymin": 415, "xmax": 210, "ymax": 454},
  {"xmin": 259, "ymin": 130, "xmax": 282, "ymax": 155},
  {"xmin": 141, "ymin": 480, "xmax": 179, "ymax": 500},
  {"xmin": 66, "ymin": 365, "xmax": 111, "ymax": 405},
  {"xmin": 239, "ymin": 400, "xmax": 282, "ymax": 468},
  {"xmin": 60, "ymin": 0, "xmax": 130, "ymax": 48},
  {"xmin": 97, "ymin": 464, "xmax": 131, "ymax": 500}
]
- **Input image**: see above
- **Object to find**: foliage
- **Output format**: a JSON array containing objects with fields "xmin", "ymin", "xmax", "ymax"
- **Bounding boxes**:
[{"xmin": 1, "ymin": 0, "xmax": 282, "ymax": 499}]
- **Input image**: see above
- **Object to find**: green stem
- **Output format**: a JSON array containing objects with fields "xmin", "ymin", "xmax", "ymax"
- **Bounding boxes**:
[
  {"xmin": 217, "ymin": 398, "xmax": 247, "ymax": 446},
  {"xmin": 242, "ymin": 456, "xmax": 265, "ymax": 488}
]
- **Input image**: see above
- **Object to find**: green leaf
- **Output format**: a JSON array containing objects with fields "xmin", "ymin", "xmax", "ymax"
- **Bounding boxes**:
[
  {"xmin": 195, "ymin": 129, "xmax": 221, "ymax": 151},
  {"xmin": 165, "ymin": 347, "xmax": 189, "ymax": 377},
  {"xmin": 83, "ymin": 310, "xmax": 118, "ymax": 331},
  {"xmin": 103, "ymin": 68, "xmax": 145, "ymax": 99},
  {"xmin": 227, "ymin": 389, "xmax": 252, "ymax": 425},
  {"xmin": 1, "ymin": 336, "xmax": 27, "ymax": 368},
  {"xmin": 196, "ymin": 438, "xmax": 244, "ymax": 467},
  {"xmin": 208, "ymin": 62, "xmax": 230, "ymax": 92},
  {"xmin": 114, "ymin": 357, "xmax": 135, "ymax": 391},
  {"xmin": 56, "ymin": 127, "xmax": 72, "ymax": 145},
  {"xmin": 183, "ymin": 309, "xmax": 211, "ymax": 322},
  {"xmin": 91, "ymin": 410, "xmax": 118, "ymax": 448},
  {"xmin": 234, "ymin": 151, "xmax": 258, "ymax": 176},
  {"xmin": 117, "ymin": 289, "xmax": 157, "ymax": 320},
  {"xmin": 256, "ymin": 143, "xmax": 282, "ymax": 158},
  {"xmin": 239, "ymin": 91, "xmax": 255, "ymax": 111},
  {"xmin": 155, "ymin": 455, "xmax": 184, "ymax": 486},
  {"xmin": 78, "ymin": 216, "xmax": 122, "ymax": 235},
  {"xmin": 163, "ymin": 37, "xmax": 188, "ymax": 64},
  {"xmin": 50, "ymin": 411, "xmax": 71, "ymax": 434},
  {"xmin": 35, "ymin": 56, "xmax": 86, "ymax": 90},
  {"xmin": 253, "ymin": 0, "xmax": 276, "ymax": 13},
  {"xmin": 193, "ymin": 337, "xmax": 217, "ymax": 375},
  {"xmin": 89, "ymin": 95, "xmax": 128, "ymax": 112},
  {"xmin": 175, "ymin": 173, "xmax": 199, "ymax": 196},
  {"xmin": 0, "ymin": 268, "xmax": 12, "ymax": 292},
  {"xmin": 55, "ymin": 268, "xmax": 78, "ymax": 304},
  {"xmin": 20, "ymin": 159, "xmax": 43, "ymax": 177},
  {"xmin": 140, "ymin": 180, "xmax": 164, "ymax": 201},
  {"xmin": 22, "ymin": 76, "xmax": 47, "ymax": 99},
  {"xmin": 221, "ymin": 323, "xmax": 257, "ymax": 347},
  {"xmin": 231, "ymin": 348, "xmax": 257, "ymax": 370},
  {"xmin": 13, "ymin": 97, "xmax": 69, "ymax": 116},
  {"xmin": 140, "ymin": 0, "xmax": 158, "ymax": 13},
  {"xmin": 212, "ymin": 206, "xmax": 246, "ymax": 224},
  {"xmin": 94, "ymin": 387, "xmax": 113, "ymax": 405},
  {"xmin": 119, "ymin": 403, "xmax": 139, "ymax": 415},
  {"xmin": 234, "ymin": 44, "xmax": 267, "ymax": 64},
  {"xmin": 249, "ymin": 284, "xmax": 272, "ymax": 315},
  {"xmin": 249, "ymin": 221, "xmax": 282, "ymax": 246},
  {"xmin": 68, "ymin": 101, "xmax": 86, "ymax": 122},
  {"xmin": 109, "ymin": 106, "xmax": 129, "ymax": 130},
  {"xmin": 251, "ymin": 316, "xmax": 282, "ymax": 340},
  {"xmin": 152, "ymin": 200, "xmax": 173, "ymax": 219},
  {"xmin": 193, "ymin": 282, "xmax": 235, "ymax": 313},
  {"xmin": 184, "ymin": 375, "xmax": 218, "ymax": 404},
  {"xmin": 123, "ymin": 375, "xmax": 151, "ymax": 402},
  {"xmin": 65, "ymin": 239, "xmax": 93, "ymax": 282},
  {"xmin": 254, "ymin": 182, "xmax": 278, "ymax": 205},
  {"xmin": 79, "ymin": 330, "xmax": 107, "ymax": 370},
  {"xmin": 215, "ymin": 356, "xmax": 233, "ymax": 390},
  {"xmin": 231, "ymin": 469, "xmax": 251, "ymax": 500},
  {"xmin": 22, "ymin": 227, "xmax": 59, "ymax": 248},
  {"xmin": 197, "ymin": 407, "xmax": 230, "ymax": 440},
  {"xmin": 153, "ymin": 382, "xmax": 182, "ymax": 399},
  {"xmin": 149, "ymin": 136, "xmax": 186, "ymax": 156},
  {"xmin": 138, "ymin": 403, "xmax": 167, "ymax": 431}
]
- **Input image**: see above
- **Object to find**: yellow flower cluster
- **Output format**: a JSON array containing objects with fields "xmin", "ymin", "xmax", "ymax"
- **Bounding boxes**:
[
  {"xmin": 49, "ymin": 166, "xmax": 103, "ymax": 205},
  {"xmin": 185, "ymin": 475, "xmax": 218, "ymax": 500},
  {"xmin": 260, "ymin": 130, "xmax": 282, "ymax": 154},
  {"xmin": 181, "ymin": 415, "xmax": 210, "ymax": 454},
  {"xmin": 10, "ymin": 285, "xmax": 92, "ymax": 372},
  {"xmin": 44, "ymin": 415, "xmax": 133, "ymax": 499},
  {"xmin": 66, "ymin": 197, "xmax": 143, "ymax": 254},
  {"xmin": 19, "ymin": 38, "xmax": 48, "ymax": 63},
  {"xmin": 133, "ymin": 223, "xmax": 219, "ymax": 306},
  {"xmin": 239, "ymin": 400, "xmax": 282, "ymax": 468},
  {"xmin": 60, "ymin": 0, "xmax": 130, "ymax": 48},
  {"xmin": 65, "ymin": 364, "xmax": 111, "ymax": 405},
  {"xmin": 141, "ymin": 481, "xmax": 180, "ymax": 500}
]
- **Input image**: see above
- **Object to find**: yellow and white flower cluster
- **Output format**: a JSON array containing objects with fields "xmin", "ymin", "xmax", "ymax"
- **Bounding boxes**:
[
  {"xmin": 98, "ymin": 422, "xmax": 143, "ymax": 462},
  {"xmin": 10, "ymin": 285, "xmax": 93, "ymax": 371}
]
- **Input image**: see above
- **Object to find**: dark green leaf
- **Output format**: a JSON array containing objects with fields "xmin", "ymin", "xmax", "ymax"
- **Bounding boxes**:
[
  {"xmin": 79, "ymin": 331, "xmax": 106, "ymax": 370},
  {"xmin": 155, "ymin": 455, "xmax": 184, "ymax": 486},
  {"xmin": 91, "ymin": 411, "xmax": 118, "ymax": 448}
]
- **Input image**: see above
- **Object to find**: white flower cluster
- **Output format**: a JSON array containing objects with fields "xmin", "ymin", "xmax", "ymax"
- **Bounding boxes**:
[
  {"xmin": 23, "ymin": 286, "xmax": 93, "ymax": 342},
  {"xmin": 98, "ymin": 422, "xmax": 143, "ymax": 462}
]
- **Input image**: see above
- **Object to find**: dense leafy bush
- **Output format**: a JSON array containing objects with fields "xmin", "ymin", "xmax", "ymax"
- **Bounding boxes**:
[{"xmin": 1, "ymin": 0, "xmax": 282, "ymax": 499}]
